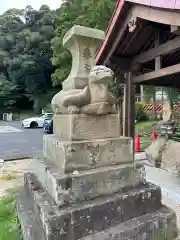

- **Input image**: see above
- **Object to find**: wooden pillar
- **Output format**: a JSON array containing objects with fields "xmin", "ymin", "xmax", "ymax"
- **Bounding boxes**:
[
  {"xmin": 123, "ymin": 72, "xmax": 135, "ymax": 139},
  {"xmin": 119, "ymin": 98, "xmax": 123, "ymax": 135},
  {"xmin": 155, "ymin": 31, "xmax": 162, "ymax": 70},
  {"xmin": 140, "ymin": 85, "xmax": 144, "ymax": 101},
  {"xmin": 123, "ymin": 81, "xmax": 129, "ymax": 137},
  {"xmin": 152, "ymin": 31, "xmax": 162, "ymax": 118},
  {"xmin": 127, "ymin": 72, "xmax": 135, "ymax": 138}
]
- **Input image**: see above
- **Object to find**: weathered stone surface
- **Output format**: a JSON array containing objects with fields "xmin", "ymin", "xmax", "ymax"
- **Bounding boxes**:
[
  {"xmin": 80, "ymin": 206, "xmax": 177, "ymax": 240},
  {"xmin": 145, "ymin": 137, "xmax": 168, "ymax": 166},
  {"xmin": 24, "ymin": 173, "xmax": 163, "ymax": 240},
  {"xmin": 81, "ymin": 102, "xmax": 116, "ymax": 115},
  {"xmin": 53, "ymin": 114, "xmax": 121, "ymax": 140},
  {"xmin": 161, "ymin": 140, "xmax": 180, "ymax": 174},
  {"xmin": 31, "ymin": 158, "xmax": 146, "ymax": 206},
  {"xmin": 62, "ymin": 25, "xmax": 105, "ymax": 90},
  {"xmin": 146, "ymin": 138, "xmax": 180, "ymax": 174},
  {"xmin": 43, "ymin": 135, "xmax": 133, "ymax": 173},
  {"xmin": 16, "ymin": 186, "xmax": 177, "ymax": 240},
  {"xmin": 16, "ymin": 189, "xmax": 46, "ymax": 240},
  {"xmin": 52, "ymin": 66, "xmax": 117, "ymax": 115}
]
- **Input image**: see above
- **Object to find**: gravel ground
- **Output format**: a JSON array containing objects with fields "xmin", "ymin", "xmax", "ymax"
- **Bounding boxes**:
[{"xmin": 0, "ymin": 159, "xmax": 31, "ymax": 196}]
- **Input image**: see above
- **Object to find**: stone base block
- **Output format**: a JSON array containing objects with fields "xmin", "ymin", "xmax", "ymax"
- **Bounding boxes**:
[
  {"xmin": 80, "ymin": 206, "xmax": 177, "ymax": 240},
  {"xmin": 53, "ymin": 114, "xmax": 121, "ymax": 140},
  {"xmin": 16, "ymin": 189, "xmax": 46, "ymax": 240},
  {"xmin": 17, "ymin": 186, "xmax": 177, "ymax": 240},
  {"xmin": 30, "ymin": 158, "xmax": 146, "ymax": 206},
  {"xmin": 21, "ymin": 173, "xmax": 166, "ymax": 240},
  {"xmin": 43, "ymin": 135, "xmax": 133, "ymax": 173}
]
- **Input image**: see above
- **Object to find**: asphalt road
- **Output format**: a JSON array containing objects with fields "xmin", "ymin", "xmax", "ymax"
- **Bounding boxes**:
[
  {"xmin": 0, "ymin": 121, "xmax": 44, "ymax": 160},
  {"xmin": 0, "ymin": 121, "xmax": 150, "ymax": 161}
]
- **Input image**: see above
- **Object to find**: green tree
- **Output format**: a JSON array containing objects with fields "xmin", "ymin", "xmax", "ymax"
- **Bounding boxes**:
[
  {"xmin": 0, "ymin": 5, "xmax": 59, "ymax": 112},
  {"xmin": 164, "ymin": 87, "xmax": 180, "ymax": 110}
]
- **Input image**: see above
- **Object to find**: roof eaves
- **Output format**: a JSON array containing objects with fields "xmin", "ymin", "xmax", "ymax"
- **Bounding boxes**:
[{"xmin": 95, "ymin": 0, "xmax": 125, "ymax": 64}]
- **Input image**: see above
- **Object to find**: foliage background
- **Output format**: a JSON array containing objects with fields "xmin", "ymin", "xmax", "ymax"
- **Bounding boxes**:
[{"xmin": 0, "ymin": 0, "xmax": 117, "ymax": 115}]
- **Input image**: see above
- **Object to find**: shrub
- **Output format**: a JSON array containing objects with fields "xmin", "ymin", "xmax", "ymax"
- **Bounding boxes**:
[{"xmin": 135, "ymin": 103, "xmax": 148, "ymax": 123}]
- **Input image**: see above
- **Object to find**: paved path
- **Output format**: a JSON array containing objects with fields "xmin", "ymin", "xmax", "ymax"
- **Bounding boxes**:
[
  {"xmin": 0, "ymin": 121, "xmax": 44, "ymax": 160},
  {"xmin": 145, "ymin": 166, "xmax": 180, "ymax": 228},
  {"xmin": 0, "ymin": 125, "xmax": 23, "ymax": 133}
]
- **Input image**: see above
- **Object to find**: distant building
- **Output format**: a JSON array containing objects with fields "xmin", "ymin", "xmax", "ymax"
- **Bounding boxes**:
[{"xmin": 136, "ymin": 86, "xmax": 168, "ymax": 103}]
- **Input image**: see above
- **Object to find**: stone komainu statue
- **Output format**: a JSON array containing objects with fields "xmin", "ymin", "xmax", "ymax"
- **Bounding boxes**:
[{"xmin": 51, "ymin": 65, "xmax": 117, "ymax": 115}]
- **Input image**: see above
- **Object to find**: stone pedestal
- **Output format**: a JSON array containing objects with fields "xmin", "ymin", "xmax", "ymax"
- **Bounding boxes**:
[
  {"xmin": 43, "ymin": 135, "xmax": 133, "ymax": 173},
  {"xmin": 53, "ymin": 114, "xmax": 121, "ymax": 140},
  {"xmin": 16, "ymin": 25, "xmax": 177, "ymax": 240},
  {"xmin": 17, "ymin": 160, "xmax": 177, "ymax": 240},
  {"xmin": 16, "ymin": 113, "xmax": 178, "ymax": 240},
  {"xmin": 62, "ymin": 25, "xmax": 105, "ymax": 90}
]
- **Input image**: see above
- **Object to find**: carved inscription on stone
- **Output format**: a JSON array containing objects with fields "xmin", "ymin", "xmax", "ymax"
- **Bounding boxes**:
[
  {"xmin": 84, "ymin": 63, "xmax": 91, "ymax": 73},
  {"xmin": 83, "ymin": 48, "xmax": 92, "ymax": 73},
  {"xmin": 87, "ymin": 144, "xmax": 100, "ymax": 167},
  {"xmin": 108, "ymin": 141, "xmax": 116, "ymax": 163},
  {"xmin": 83, "ymin": 47, "xmax": 92, "ymax": 59}
]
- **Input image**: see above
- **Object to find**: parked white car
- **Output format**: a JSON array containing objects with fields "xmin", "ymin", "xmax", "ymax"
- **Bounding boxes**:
[{"xmin": 21, "ymin": 113, "xmax": 53, "ymax": 128}]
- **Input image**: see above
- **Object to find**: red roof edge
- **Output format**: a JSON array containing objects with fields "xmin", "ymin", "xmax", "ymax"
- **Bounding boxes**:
[{"xmin": 95, "ymin": 0, "xmax": 125, "ymax": 64}]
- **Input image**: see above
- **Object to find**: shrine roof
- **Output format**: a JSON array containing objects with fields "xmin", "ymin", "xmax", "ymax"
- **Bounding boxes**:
[
  {"xmin": 95, "ymin": 0, "xmax": 180, "ymax": 87},
  {"xmin": 96, "ymin": 0, "xmax": 180, "ymax": 65}
]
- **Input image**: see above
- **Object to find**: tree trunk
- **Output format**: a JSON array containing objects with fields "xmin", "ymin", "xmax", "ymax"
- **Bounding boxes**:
[
  {"xmin": 152, "ymin": 87, "xmax": 156, "ymax": 120},
  {"xmin": 169, "ymin": 89, "xmax": 174, "ymax": 112}
]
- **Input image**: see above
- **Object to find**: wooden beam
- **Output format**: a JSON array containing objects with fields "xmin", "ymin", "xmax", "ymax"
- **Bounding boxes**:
[
  {"xmin": 171, "ymin": 25, "xmax": 180, "ymax": 35},
  {"xmin": 132, "ymin": 36, "xmax": 180, "ymax": 65},
  {"xmin": 111, "ymin": 56, "xmax": 142, "ymax": 72},
  {"xmin": 104, "ymin": 6, "xmax": 134, "ymax": 65},
  {"xmin": 123, "ymin": 72, "xmax": 135, "ymax": 139},
  {"xmin": 133, "ymin": 5, "xmax": 180, "ymax": 27},
  {"xmin": 133, "ymin": 63, "xmax": 180, "ymax": 83},
  {"xmin": 110, "ymin": 56, "xmax": 131, "ymax": 70}
]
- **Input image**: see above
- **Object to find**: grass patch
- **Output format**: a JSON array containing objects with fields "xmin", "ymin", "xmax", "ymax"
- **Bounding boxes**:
[
  {"xmin": 0, "ymin": 193, "xmax": 22, "ymax": 240},
  {"xmin": 135, "ymin": 120, "xmax": 158, "ymax": 134},
  {"xmin": 0, "ymin": 174, "xmax": 17, "ymax": 181},
  {"xmin": 135, "ymin": 121, "xmax": 158, "ymax": 150}
]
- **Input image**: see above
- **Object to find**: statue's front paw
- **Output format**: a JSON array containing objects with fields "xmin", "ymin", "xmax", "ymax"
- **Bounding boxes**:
[{"xmin": 68, "ymin": 106, "xmax": 80, "ymax": 114}]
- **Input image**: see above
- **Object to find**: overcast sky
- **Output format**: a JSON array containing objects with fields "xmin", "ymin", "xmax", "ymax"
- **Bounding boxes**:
[{"xmin": 0, "ymin": 0, "xmax": 62, "ymax": 14}]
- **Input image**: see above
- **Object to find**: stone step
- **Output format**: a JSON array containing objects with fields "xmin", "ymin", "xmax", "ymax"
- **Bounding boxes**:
[
  {"xmin": 16, "ymin": 186, "xmax": 177, "ymax": 240},
  {"xmin": 43, "ymin": 134, "xmax": 133, "ymax": 173},
  {"xmin": 80, "ymin": 206, "xmax": 177, "ymax": 240},
  {"xmin": 23, "ymin": 172, "xmax": 162, "ymax": 240},
  {"xmin": 16, "ymin": 188, "xmax": 46, "ymax": 240},
  {"xmin": 30, "ymin": 157, "xmax": 146, "ymax": 207}
]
